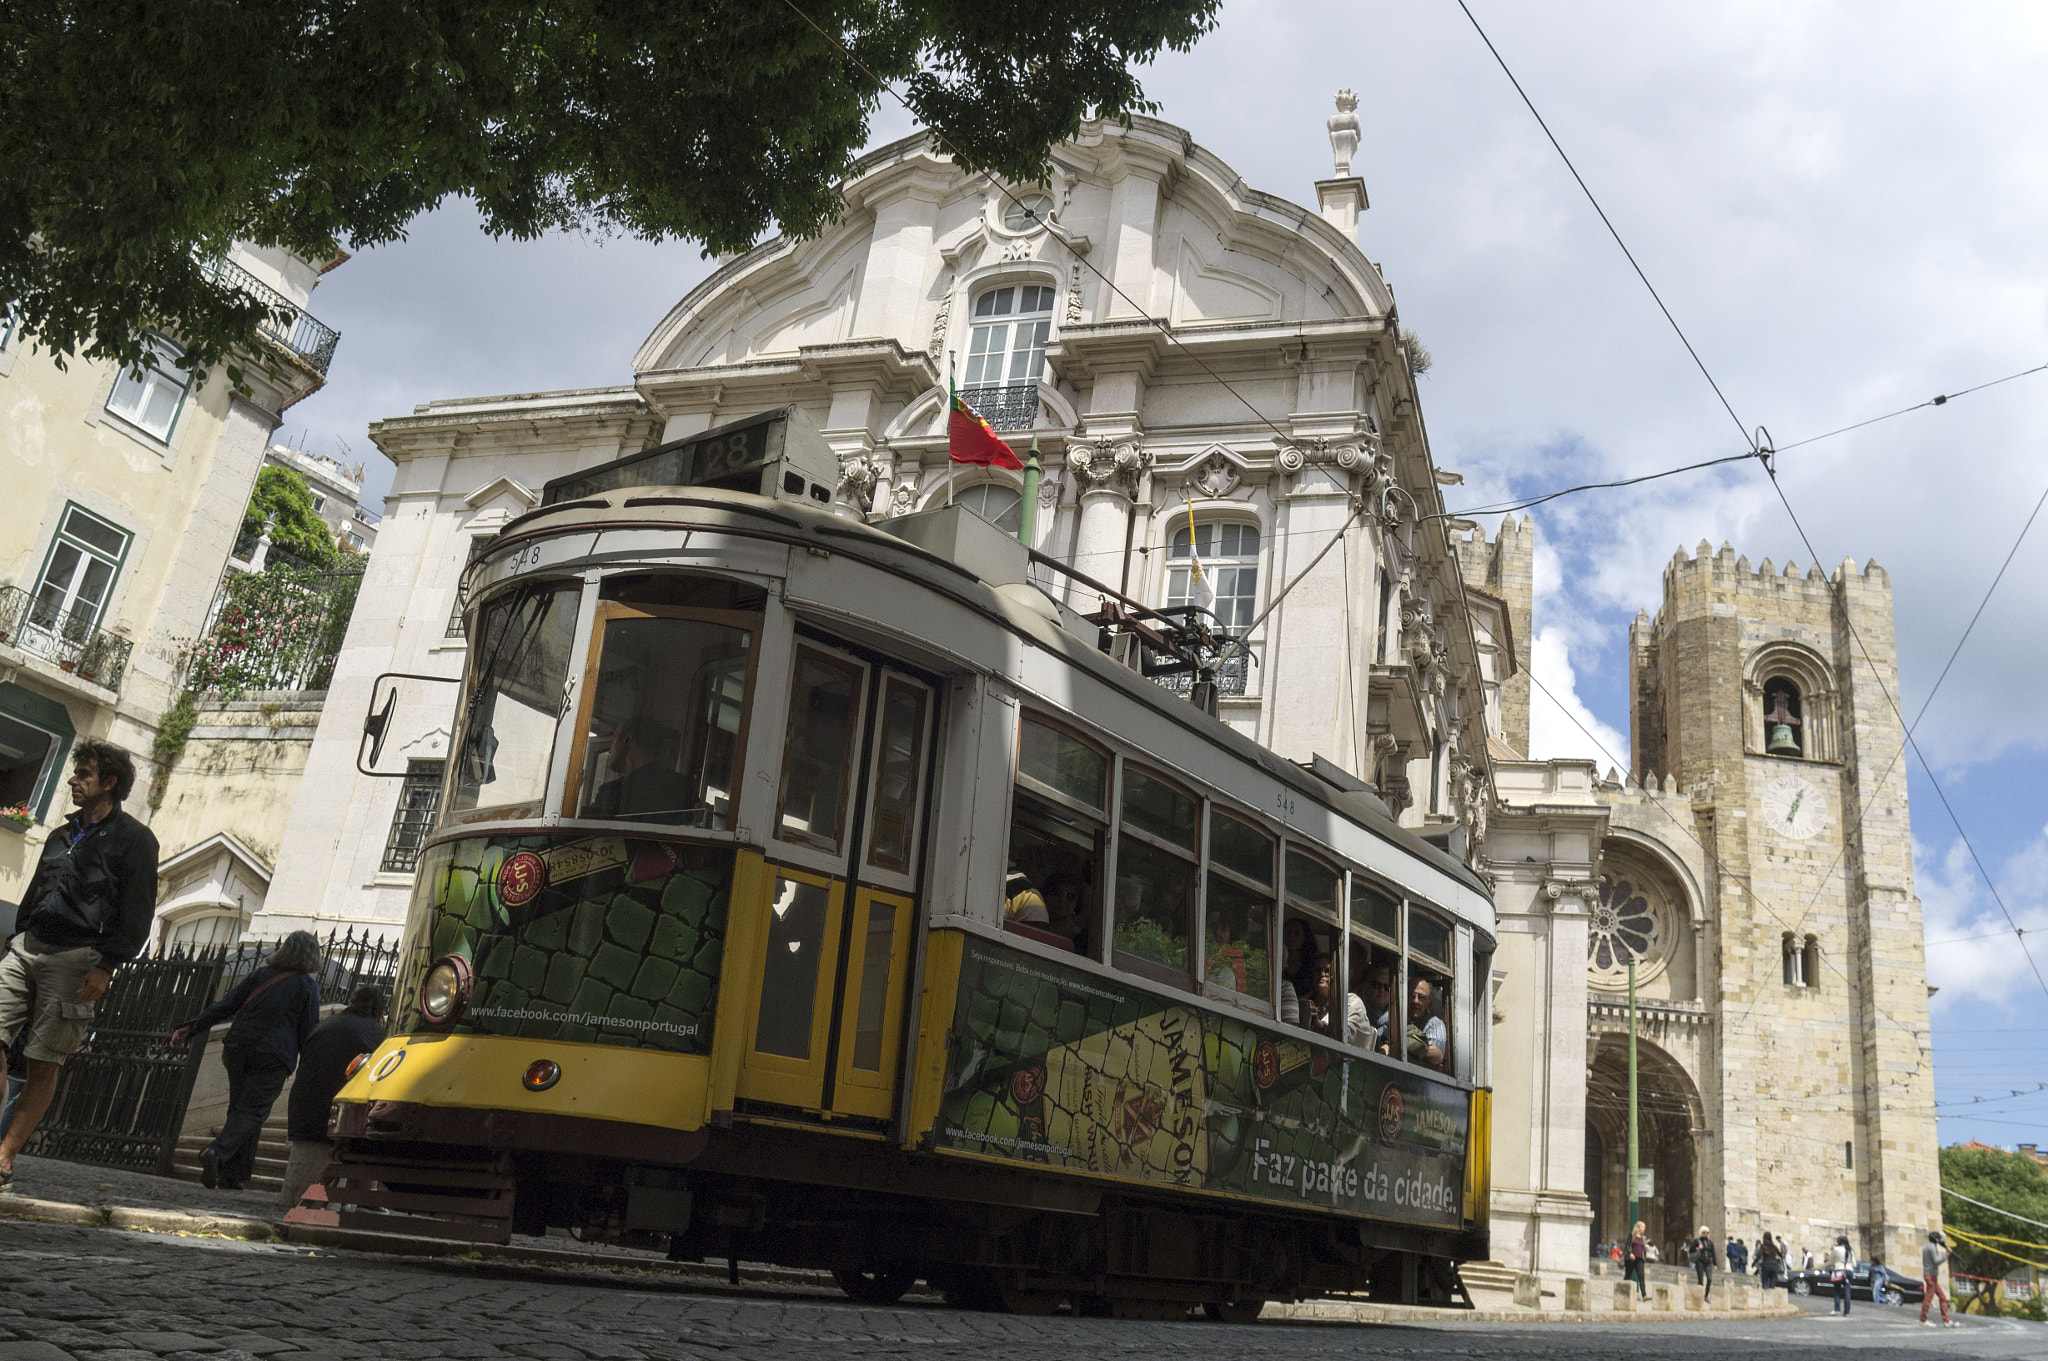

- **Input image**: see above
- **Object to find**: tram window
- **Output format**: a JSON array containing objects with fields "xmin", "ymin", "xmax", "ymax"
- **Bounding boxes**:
[
  {"xmin": 1281, "ymin": 848, "xmax": 1342, "ymax": 1038},
  {"xmin": 600, "ymin": 572, "xmax": 766, "ymax": 613},
  {"xmin": 452, "ymin": 582, "xmax": 580, "ymax": 814},
  {"xmin": 1112, "ymin": 767, "xmax": 1199, "ymax": 985},
  {"xmin": 1006, "ymin": 789, "xmax": 1104, "ymax": 954},
  {"xmin": 776, "ymin": 647, "xmax": 865, "ymax": 852},
  {"xmin": 1350, "ymin": 880, "xmax": 1400, "ymax": 945},
  {"xmin": 1203, "ymin": 810, "xmax": 1273, "ymax": 1005},
  {"xmin": 1018, "ymin": 715, "xmax": 1107, "ymax": 811},
  {"xmin": 756, "ymin": 876, "xmax": 831, "ymax": 1058},
  {"xmin": 1348, "ymin": 937, "xmax": 1397, "ymax": 1051},
  {"xmin": 866, "ymin": 680, "xmax": 929, "ymax": 875},
  {"xmin": 575, "ymin": 612, "xmax": 754, "ymax": 827},
  {"xmin": 1405, "ymin": 906, "xmax": 1453, "ymax": 1072},
  {"xmin": 849, "ymin": 901, "xmax": 898, "ymax": 1071}
]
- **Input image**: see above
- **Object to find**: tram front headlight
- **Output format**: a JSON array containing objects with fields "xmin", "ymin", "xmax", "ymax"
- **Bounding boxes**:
[{"xmin": 419, "ymin": 954, "xmax": 472, "ymax": 1026}]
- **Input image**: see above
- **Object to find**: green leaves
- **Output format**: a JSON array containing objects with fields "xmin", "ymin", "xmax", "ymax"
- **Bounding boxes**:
[{"xmin": 0, "ymin": 0, "xmax": 1217, "ymax": 374}]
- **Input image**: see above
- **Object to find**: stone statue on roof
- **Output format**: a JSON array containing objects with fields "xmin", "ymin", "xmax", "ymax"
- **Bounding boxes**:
[{"xmin": 1328, "ymin": 89, "xmax": 1362, "ymax": 177}]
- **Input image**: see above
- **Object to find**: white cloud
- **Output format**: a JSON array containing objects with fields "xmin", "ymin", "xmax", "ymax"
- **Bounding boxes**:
[
  {"xmin": 1528, "ymin": 626, "xmax": 1630, "ymax": 771},
  {"xmin": 1918, "ymin": 833, "xmax": 2048, "ymax": 1012}
]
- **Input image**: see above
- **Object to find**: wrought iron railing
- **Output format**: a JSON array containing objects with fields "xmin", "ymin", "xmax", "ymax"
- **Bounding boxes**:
[
  {"xmin": 25, "ymin": 927, "xmax": 401, "ymax": 1174},
  {"xmin": 0, "ymin": 585, "xmax": 135, "ymax": 690},
  {"xmin": 959, "ymin": 381, "xmax": 1041, "ymax": 431},
  {"xmin": 198, "ymin": 254, "xmax": 342, "ymax": 375}
]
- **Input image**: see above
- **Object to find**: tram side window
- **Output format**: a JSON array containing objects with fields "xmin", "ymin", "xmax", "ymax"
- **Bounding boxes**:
[
  {"xmin": 575, "ymin": 611, "xmax": 754, "ymax": 827},
  {"xmin": 1349, "ymin": 880, "xmax": 1401, "ymax": 1052},
  {"xmin": 1007, "ymin": 716, "xmax": 1109, "ymax": 954},
  {"xmin": 1203, "ymin": 810, "xmax": 1274, "ymax": 1007},
  {"xmin": 1112, "ymin": 766, "xmax": 1199, "ymax": 986},
  {"xmin": 776, "ymin": 647, "xmax": 865, "ymax": 852},
  {"xmin": 1280, "ymin": 848, "xmax": 1341, "ymax": 1038},
  {"xmin": 865, "ymin": 679, "xmax": 929, "ymax": 875},
  {"xmin": 1404, "ymin": 906, "xmax": 1453, "ymax": 1073},
  {"xmin": 453, "ymin": 582, "xmax": 580, "ymax": 814}
]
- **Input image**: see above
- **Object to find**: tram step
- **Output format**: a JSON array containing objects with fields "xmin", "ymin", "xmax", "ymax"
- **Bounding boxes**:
[{"xmin": 284, "ymin": 1148, "xmax": 516, "ymax": 1246}]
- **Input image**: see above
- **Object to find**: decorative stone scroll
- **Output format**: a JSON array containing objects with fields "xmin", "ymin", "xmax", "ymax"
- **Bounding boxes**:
[{"xmin": 1068, "ymin": 439, "xmax": 1150, "ymax": 498}]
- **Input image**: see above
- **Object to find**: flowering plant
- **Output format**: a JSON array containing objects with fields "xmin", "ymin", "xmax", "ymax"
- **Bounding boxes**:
[{"xmin": 0, "ymin": 802, "xmax": 35, "ymax": 830}]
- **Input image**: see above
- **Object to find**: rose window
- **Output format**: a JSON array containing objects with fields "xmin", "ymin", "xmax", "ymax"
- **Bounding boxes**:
[{"xmin": 1587, "ymin": 872, "xmax": 1668, "ymax": 987}]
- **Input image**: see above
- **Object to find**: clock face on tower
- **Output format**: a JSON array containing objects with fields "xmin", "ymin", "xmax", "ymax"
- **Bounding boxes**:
[{"xmin": 1760, "ymin": 774, "xmax": 1828, "ymax": 840}]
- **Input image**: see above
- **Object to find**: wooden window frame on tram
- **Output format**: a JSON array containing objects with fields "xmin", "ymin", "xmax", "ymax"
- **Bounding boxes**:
[
  {"xmin": 1197, "ymin": 805, "xmax": 1278, "ymax": 1021},
  {"xmin": 1281, "ymin": 843, "xmax": 1344, "ymax": 1043},
  {"xmin": 556, "ymin": 596, "xmax": 767, "ymax": 828},
  {"xmin": 1004, "ymin": 705, "xmax": 1469, "ymax": 1080},
  {"xmin": 1109, "ymin": 761, "xmax": 1204, "ymax": 993}
]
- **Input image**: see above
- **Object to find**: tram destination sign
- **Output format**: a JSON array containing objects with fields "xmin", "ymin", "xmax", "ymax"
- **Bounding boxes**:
[{"xmin": 543, "ymin": 405, "xmax": 834, "ymax": 505}]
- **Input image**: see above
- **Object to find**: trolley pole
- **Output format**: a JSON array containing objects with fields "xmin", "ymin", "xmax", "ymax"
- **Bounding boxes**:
[
  {"xmin": 1018, "ymin": 437, "xmax": 1040, "ymax": 546},
  {"xmin": 1627, "ymin": 954, "xmax": 1640, "ymax": 1235}
]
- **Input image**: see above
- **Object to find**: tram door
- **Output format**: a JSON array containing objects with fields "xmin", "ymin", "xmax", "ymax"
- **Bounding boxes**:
[{"xmin": 738, "ymin": 639, "xmax": 934, "ymax": 1122}]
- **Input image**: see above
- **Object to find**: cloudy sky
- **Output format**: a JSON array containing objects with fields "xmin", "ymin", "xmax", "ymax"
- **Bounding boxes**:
[{"xmin": 281, "ymin": 1, "xmax": 2048, "ymax": 1149}]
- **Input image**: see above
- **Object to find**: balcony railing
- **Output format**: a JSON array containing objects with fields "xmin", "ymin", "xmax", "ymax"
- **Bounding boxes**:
[
  {"xmin": 0, "ymin": 586, "xmax": 135, "ymax": 690},
  {"xmin": 958, "ymin": 382, "xmax": 1041, "ymax": 432},
  {"xmin": 1152, "ymin": 647, "xmax": 1251, "ymax": 699},
  {"xmin": 198, "ymin": 256, "xmax": 342, "ymax": 376}
]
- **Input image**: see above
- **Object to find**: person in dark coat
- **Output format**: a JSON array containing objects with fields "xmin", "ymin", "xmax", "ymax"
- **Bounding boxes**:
[
  {"xmin": 0, "ymin": 740, "xmax": 158, "ymax": 1186},
  {"xmin": 171, "ymin": 931, "xmax": 322, "ymax": 1190},
  {"xmin": 277, "ymin": 985, "xmax": 386, "ymax": 1211}
]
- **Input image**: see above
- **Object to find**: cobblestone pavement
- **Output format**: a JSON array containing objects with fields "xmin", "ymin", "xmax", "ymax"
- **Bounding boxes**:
[
  {"xmin": 4, "ymin": 1158, "xmax": 277, "ymax": 1222},
  {"xmin": 0, "ymin": 1217, "xmax": 2040, "ymax": 1361}
]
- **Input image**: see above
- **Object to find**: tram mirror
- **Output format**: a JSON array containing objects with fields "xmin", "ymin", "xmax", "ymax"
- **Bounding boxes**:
[{"xmin": 542, "ymin": 405, "xmax": 838, "ymax": 509}]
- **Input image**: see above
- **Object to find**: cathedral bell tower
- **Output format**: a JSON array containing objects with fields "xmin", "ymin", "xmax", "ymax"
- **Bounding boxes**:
[{"xmin": 1627, "ymin": 542, "xmax": 1940, "ymax": 1268}]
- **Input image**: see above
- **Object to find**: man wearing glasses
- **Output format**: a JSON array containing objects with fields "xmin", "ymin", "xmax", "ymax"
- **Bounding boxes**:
[{"xmin": 1361, "ymin": 967, "xmax": 1395, "ymax": 1052}]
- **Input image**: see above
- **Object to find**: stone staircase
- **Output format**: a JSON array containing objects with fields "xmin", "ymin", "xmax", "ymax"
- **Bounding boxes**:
[
  {"xmin": 1456, "ymin": 1261, "xmax": 1519, "ymax": 1301},
  {"xmin": 168, "ymin": 1113, "xmax": 290, "ymax": 1194}
]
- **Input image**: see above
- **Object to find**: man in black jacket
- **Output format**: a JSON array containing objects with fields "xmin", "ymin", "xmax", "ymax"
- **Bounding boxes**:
[
  {"xmin": 278, "ymin": 986, "xmax": 385, "ymax": 1211},
  {"xmin": 0, "ymin": 739, "xmax": 158, "ymax": 1185}
]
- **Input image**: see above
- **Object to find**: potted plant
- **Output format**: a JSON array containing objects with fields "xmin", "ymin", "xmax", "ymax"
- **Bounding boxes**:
[{"xmin": 0, "ymin": 803, "xmax": 34, "ymax": 833}]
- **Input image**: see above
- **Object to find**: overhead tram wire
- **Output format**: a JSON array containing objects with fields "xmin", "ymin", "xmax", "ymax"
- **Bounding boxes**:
[{"xmin": 1454, "ymin": 0, "xmax": 2048, "ymax": 1008}]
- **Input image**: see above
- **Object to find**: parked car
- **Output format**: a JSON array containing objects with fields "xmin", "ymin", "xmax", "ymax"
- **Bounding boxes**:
[{"xmin": 1786, "ymin": 1261, "xmax": 1922, "ymax": 1306}]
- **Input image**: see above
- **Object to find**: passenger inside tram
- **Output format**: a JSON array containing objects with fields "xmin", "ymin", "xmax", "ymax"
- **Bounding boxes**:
[
  {"xmin": 586, "ymin": 716, "xmax": 700, "ymax": 822},
  {"xmin": 1001, "ymin": 797, "xmax": 1103, "ymax": 954},
  {"xmin": 1404, "ymin": 973, "xmax": 1448, "ymax": 1071}
]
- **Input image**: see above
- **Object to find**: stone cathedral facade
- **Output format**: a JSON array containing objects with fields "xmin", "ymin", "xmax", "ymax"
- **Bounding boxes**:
[{"xmin": 256, "ymin": 98, "xmax": 1940, "ymax": 1284}]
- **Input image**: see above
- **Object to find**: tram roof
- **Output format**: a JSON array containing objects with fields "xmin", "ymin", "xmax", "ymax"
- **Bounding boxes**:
[{"xmin": 484, "ymin": 487, "xmax": 1493, "ymax": 913}]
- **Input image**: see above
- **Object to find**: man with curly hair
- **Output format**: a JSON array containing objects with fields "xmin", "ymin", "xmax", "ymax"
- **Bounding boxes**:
[{"xmin": 0, "ymin": 739, "xmax": 158, "ymax": 1186}]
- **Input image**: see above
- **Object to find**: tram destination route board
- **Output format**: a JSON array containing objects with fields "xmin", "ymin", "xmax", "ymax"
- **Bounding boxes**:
[{"xmin": 542, "ymin": 405, "xmax": 839, "ymax": 506}]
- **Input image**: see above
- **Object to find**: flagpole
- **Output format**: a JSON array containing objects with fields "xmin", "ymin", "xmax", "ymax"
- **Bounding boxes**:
[
  {"xmin": 946, "ymin": 353, "xmax": 957, "ymax": 508},
  {"xmin": 1018, "ymin": 436, "xmax": 1041, "ymax": 546}
]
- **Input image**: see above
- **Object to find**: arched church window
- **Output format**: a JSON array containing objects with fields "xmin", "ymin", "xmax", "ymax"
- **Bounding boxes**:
[
  {"xmin": 954, "ymin": 482, "xmax": 1022, "ymax": 534},
  {"xmin": 1803, "ymin": 934, "xmax": 1821, "ymax": 991},
  {"xmin": 1166, "ymin": 522, "xmax": 1260, "ymax": 632},
  {"xmin": 1762, "ymin": 678, "xmax": 1805, "ymax": 757},
  {"xmin": 1781, "ymin": 933, "xmax": 1804, "ymax": 986},
  {"xmin": 962, "ymin": 285, "xmax": 1054, "ymax": 430}
]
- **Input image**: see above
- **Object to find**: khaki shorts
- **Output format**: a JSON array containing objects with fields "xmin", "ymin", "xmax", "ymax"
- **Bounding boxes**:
[{"xmin": 0, "ymin": 934, "xmax": 104, "ymax": 1063}]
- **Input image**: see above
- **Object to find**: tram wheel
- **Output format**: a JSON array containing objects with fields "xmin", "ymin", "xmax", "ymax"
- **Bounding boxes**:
[
  {"xmin": 833, "ymin": 1266, "xmax": 918, "ymax": 1305},
  {"xmin": 1203, "ymin": 1299, "xmax": 1266, "ymax": 1324}
]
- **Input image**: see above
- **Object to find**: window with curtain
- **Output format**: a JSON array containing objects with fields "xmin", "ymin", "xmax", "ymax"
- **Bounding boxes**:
[
  {"xmin": 1166, "ymin": 522, "xmax": 1260, "ymax": 632},
  {"xmin": 963, "ymin": 285, "xmax": 1055, "ymax": 389},
  {"xmin": 105, "ymin": 333, "xmax": 196, "ymax": 442},
  {"xmin": 31, "ymin": 504, "xmax": 130, "ymax": 641}
]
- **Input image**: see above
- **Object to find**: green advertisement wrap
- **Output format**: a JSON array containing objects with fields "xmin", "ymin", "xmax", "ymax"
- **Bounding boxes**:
[
  {"xmin": 935, "ymin": 935, "xmax": 1468, "ymax": 1227},
  {"xmin": 395, "ymin": 834, "xmax": 731, "ymax": 1054}
]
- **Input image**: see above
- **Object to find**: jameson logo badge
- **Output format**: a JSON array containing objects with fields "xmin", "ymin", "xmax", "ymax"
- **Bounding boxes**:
[{"xmin": 497, "ymin": 851, "xmax": 546, "ymax": 907}]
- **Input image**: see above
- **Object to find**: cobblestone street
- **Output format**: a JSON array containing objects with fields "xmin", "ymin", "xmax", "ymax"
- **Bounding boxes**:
[{"xmin": 0, "ymin": 1216, "xmax": 2039, "ymax": 1361}]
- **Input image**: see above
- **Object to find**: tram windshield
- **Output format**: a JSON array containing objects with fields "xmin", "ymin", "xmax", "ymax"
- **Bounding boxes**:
[
  {"xmin": 573, "ymin": 579, "xmax": 760, "ymax": 829},
  {"xmin": 453, "ymin": 582, "xmax": 580, "ymax": 814}
]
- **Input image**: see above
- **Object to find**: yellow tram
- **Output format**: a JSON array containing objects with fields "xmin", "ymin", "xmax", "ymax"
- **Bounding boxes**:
[{"xmin": 323, "ymin": 408, "xmax": 1496, "ymax": 1317}]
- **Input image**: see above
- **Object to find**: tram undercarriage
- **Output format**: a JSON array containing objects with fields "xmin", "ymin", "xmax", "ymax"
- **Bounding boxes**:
[{"xmin": 313, "ymin": 1111, "xmax": 1476, "ymax": 1317}]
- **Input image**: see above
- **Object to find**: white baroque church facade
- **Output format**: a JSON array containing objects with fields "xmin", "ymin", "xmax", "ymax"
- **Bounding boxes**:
[{"xmin": 263, "ymin": 101, "xmax": 1940, "ymax": 1284}]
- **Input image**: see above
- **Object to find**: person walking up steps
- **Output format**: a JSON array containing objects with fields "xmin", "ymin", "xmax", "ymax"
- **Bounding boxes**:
[
  {"xmin": 1920, "ymin": 1230, "xmax": 1959, "ymax": 1327},
  {"xmin": 171, "ymin": 932, "xmax": 322, "ymax": 1190},
  {"xmin": 1687, "ymin": 1225, "xmax": 1717, "ymax": 1302}
]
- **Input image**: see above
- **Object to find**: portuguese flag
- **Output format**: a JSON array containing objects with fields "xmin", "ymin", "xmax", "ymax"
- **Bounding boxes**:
[{"xmin": 948, "ymin": 381, "xmax": 1023, "ymax": 470}]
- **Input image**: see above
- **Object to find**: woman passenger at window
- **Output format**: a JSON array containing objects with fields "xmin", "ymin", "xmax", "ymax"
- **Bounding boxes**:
[
  {"xmin": 1004, "ymin": 861, "xmax": 1048, "ymax": 924},
  {"xmin": 1295, "ymin": 954, "xmax": 1334, "ymax": 1034},
  {"xmin": 1043, "ymin": 872, "xmax": 1088, "ymax": 951}
]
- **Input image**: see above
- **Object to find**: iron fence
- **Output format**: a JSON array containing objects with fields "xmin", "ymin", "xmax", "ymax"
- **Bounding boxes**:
[
  {"xmin": 198, "ymin": 255, "xmax": 342, "ymax": 375},
  {"xmin": 190, "ymin": 560, "xmax": 365, "ymax": 695},
  {"xmin": 0, "ymin": 585, "xmax": 136, "ymax": 690},
  {"xmin": 958, "ymin": 382, "xmax": 1040, "ymax": 431},
  {"xmin": 24, "ymin": 928, "xmax": 401, "ymax": 1175}
]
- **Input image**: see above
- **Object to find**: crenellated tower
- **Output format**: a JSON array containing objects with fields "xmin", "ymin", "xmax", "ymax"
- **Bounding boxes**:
[{"xmin": 1622, "ymin": 541, "xmax": 1938, "ymax": 1268}]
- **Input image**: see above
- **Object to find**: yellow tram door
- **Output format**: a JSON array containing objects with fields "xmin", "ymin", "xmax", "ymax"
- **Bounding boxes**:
[{"xmin": 736, "ymin": 645, "xmax": 932, "ymax": 1123}]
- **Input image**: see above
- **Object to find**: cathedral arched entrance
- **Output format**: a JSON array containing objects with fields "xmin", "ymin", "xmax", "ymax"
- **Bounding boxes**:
[{"xmin": 1586, "ymin": 1036, "xmax": 1702, "ymax": 1263}]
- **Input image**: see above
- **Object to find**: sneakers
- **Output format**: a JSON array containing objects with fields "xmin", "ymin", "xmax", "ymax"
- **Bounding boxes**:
[
  {"xmin": 199, "ymin": 1146, "xmax": 219, "ymax": 1189},
  {"xmin": 1923, "ymin": 1320, "xmax": 1937, "ymax": 1327}
]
